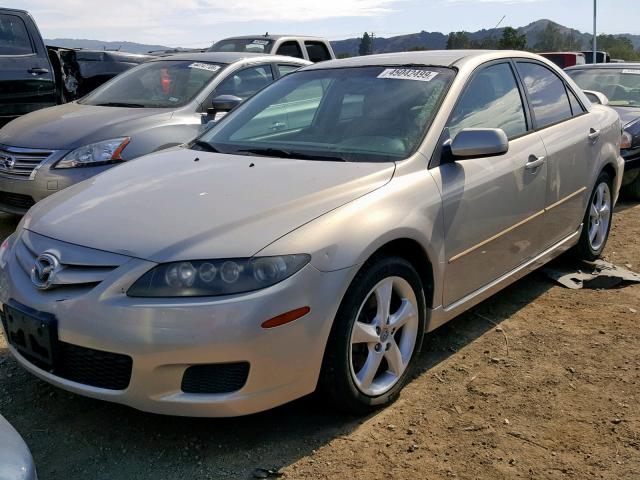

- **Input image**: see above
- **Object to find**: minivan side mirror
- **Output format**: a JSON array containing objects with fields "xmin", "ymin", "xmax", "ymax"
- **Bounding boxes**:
[
  {"xmin": 582, "ymin": 89, "xmax": 609, "ymax": 106},
  {"xmin": 207, "ymin": 95, "xmax": 243, "ymax": 116},
  {"xmin": 450, "ymin": 128, "xmax": 509, "ymax": 159}
]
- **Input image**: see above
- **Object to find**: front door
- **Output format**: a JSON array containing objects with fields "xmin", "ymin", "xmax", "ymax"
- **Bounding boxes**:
[
  {"xmin": 0, "ymin": 12, "xmax": 55, "ymax": 126},
  {"xmin": 432, "ymin": 61, "xmax": 549, "ymax": 307}
]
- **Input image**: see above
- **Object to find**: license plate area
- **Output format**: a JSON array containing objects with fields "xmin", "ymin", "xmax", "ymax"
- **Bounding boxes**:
[{"xmin": 3, "ymin": 301, "xmax": 58, "ymax": 370}]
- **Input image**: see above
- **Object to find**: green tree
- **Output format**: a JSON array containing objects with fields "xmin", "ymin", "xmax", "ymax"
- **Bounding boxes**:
[
  {"xmin": 471, "ymin": 36, "xmax": 498, "ymax": 49},
  {"xmin": 446, "ymin": 31, "xmax": 471, "ymax": 49},
  {"xmin": 594, "ymin": 34, "xmax": 639, "ymax": 61},
  {"xmin": 358, "ymin": 32, "xmax": 373, "ymax": 56},
  {"xmin": 407, "ymin": 45, "xmax": 427, "ymax": 51},
  {"xmin": 498, "ymin": 27, "xmax": 527, "ymax": 50}
]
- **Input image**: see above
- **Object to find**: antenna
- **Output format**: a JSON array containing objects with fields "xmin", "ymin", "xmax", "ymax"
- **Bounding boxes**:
[{"xmin": 495, "ymin": 15, "xmax": 506, "ymax": 29}]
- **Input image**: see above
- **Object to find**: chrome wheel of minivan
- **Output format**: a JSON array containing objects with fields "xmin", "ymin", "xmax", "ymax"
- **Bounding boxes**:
[
  {"xmin": 349, "ymin": 276, "xmax": 419, "ymax": 396},
  {"xmin": 588, "ymin": 182, "xmax": 611, "ymax": 252}
]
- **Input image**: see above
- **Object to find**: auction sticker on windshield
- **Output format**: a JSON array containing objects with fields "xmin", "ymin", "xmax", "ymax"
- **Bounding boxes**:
[
  {"xmin": 378, "ymin": 68, "xmax": 439, "ymax": 82},
  {"xmin": 189, "ymin": 63, "xmax": 221, "ymax": 72},
  {"xmin": 252, "ymin": 39, "xmax": 270, "ymax": 45},
  {"xmin": 622, "ymin": 69, "xmax": 640, "ymax": 75}
]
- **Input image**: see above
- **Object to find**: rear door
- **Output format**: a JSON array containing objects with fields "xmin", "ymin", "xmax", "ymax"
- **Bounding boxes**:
[
  {"xmin": 515, "ymin": 60, "xmax": 596, "ymax": 245},
  {"xmin": 434, "ymin": 61, "xmax": 549, "ymax": 307},
  {"xmin": 0, "ymin": 12, "xmax": 55, "ymax": 126}
]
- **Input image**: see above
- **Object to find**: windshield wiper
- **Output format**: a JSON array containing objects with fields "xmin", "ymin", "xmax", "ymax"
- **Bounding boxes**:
[
  {"xmin": 236, "ymin": 147, "xmax": 347, "ymax": 162},
  {"xmin": 95, "ymin": 102, "xmax": 146, "ymax": 108},
  {"xmin": 191, "ymin": 140, "xmax": 221, "ymax": 153}
]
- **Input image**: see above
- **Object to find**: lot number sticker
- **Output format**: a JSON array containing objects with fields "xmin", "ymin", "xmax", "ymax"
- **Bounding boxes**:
[
  {"xmin": 252, "ymin": 39, "xmax": 270, "ymax": 45},
  {"xmin": 622, "ymin": 69, "xmax": 640, "ymax": 75},
  {"xmin": 188, "ymin": 63, "xmax": 221, "ymax": 72},
  {"xmin": 378, "ymin": 68, "xmax": 439, "ymax": 82}
]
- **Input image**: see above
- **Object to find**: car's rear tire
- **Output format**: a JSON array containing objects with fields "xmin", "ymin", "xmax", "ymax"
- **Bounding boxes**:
[
  {"xmin": 621, "ymin": 170, "xmax": 640, "ymax": 201},
  {"xmin": 572, "ymin": 171, "xmax": 613, "ymax": 261},
  {"xmin": 319, "ymin": 256, "xmax": 426, "ymax": 414}
]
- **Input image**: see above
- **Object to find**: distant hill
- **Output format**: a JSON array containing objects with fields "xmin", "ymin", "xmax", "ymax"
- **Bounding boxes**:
[
  {"xmin": 330, "ymin": 19, "xmax": 640, "ymax": 56},
  {"xmin": 44, "ymin": 38, "xmax": 175, "ymax": 54}
]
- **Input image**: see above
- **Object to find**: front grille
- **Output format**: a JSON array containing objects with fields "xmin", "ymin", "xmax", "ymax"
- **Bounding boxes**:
[
  {"xmin": 15, "ymin": 230, "xmax": 128, "ymax": 291},
  {"xmin": 56, "ymin": 342, "xmax": 132, "ymax": 390},
  {"xmin": 0, "ymin": 145, "xmax": 54, "ymax": 180},
  {"xmin": 0, "ymin": 191, "xmax": 35, "ymax": 210},
  {"xmin": 181, "ymin": 362, "xmax": 250, "ymax": 394}
]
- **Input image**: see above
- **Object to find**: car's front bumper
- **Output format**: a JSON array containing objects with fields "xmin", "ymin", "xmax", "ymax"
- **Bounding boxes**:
[
  {"xmin": 0, "ymin": 148, "xmax": 115, "ymax": 215},
  {"xmin": 0, "ymin": 235, "xmax": 356, "ymax": 417}
]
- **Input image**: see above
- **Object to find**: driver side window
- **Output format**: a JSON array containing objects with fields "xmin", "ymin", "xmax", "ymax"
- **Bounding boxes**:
[
  {"xmin": 448, "ymin": 62, "xmax": 528, "ymax": 140},
  {"xmin": 214, "ymin": 65, "xmax": 274, "ymax": 100}
]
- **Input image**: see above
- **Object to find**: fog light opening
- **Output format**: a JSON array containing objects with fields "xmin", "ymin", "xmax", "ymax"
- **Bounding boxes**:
[{"xmin": 261, "ymin": 307, "xmax": 311, "ymax": 329}]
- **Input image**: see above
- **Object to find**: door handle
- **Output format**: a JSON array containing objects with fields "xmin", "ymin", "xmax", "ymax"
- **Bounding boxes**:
[
  {"xmin": 28, "ymin": 67, "xmax": 49, "ymax": 75},
  {"xmin": 525, "ymin": 155, "xmax": 545, "ymax": 170},
  {"xmin": 588, "ymin": 128, "xmax": 601, "ymax": 142}
]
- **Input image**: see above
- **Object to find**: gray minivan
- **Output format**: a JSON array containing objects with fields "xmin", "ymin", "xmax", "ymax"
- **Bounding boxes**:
[{"xmin": 0, "ymin": 52, "xmax": 309, "ymax": 214}]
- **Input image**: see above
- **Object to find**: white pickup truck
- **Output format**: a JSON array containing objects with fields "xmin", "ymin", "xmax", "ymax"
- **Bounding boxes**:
[{"xmin": 208, "ymin": 35, "xmax": 335, "ymax": 62}]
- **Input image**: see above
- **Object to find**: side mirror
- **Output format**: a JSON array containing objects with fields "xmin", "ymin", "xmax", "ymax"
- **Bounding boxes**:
[
  {"xmin": 582, "ymin": 89, "xmax": 609, "ymax": 106},
  {"xmin": 207, "ymin": 95, "xmax": 243, "ymax": 116},
  {"xmin": 450, "ymin": 128, "xmax": 509, "ymax": 159}
]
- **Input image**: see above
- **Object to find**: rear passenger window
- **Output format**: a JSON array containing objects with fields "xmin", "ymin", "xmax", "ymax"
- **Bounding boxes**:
[
  {"xmin": 567, "ymin": 88, "xmax": 585, "ymax": 116},
  {"xmin": 517, "ymin": 62, "xmax": 573, "ymax": 128},
  {"xmin": 304, "ymin": 41, "xmax": 331, "ymax": 62},
  {"xmin": 276, "ymin": 41, "xmax": 303, "ymax": 59},
  {"xmin": 0, "ymin": 14, "xmax": 33, "ymax": 55},
  {"xmin": 449, "ymin": 63, "xmax": 527, "ymax": 140}
]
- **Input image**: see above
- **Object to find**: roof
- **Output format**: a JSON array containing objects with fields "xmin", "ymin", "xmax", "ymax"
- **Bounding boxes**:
[
  {"xmin": 216, "ymin": 35, "xmax": 328, "ymax": 41},
  {"xmin": 566, "ymin": 63, "xmax": 640, "ymax": 70},
  {"xmin": 539, "ymin": 52, "xmax": 586, "ymax": 56},
  {"xmin": 148, "ymin": 51, "xmax": 310, "ymax": 65},
  {"xmin": 302, "ymin": 50, "xmax": 543, "ymax": 70}
]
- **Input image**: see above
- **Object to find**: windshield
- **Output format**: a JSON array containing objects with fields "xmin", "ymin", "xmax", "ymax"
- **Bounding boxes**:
[
  {"xmin": 196, "ymin": 66, "xmax": 455, "ymax": 162},
  {"xmin": 567, "ymin": 68, "xmax": 640, "ymax": 107},
  {"xmin": 209, "ymin": 38, "xmax": 274, "ymax": 54},
  {"xmin": 80, "ymin": 60, "xmax": 224, "ymax": 108}
]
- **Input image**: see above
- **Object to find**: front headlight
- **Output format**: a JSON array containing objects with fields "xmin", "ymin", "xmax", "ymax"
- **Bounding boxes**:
[
  {"xmin": 621, "ymin": 130, "xmax": 633, "ymax": 150},
  {"xmin": 127, "ymin": 254, "xmax": 311, "ymax": 297},
  {"xmin": 55, "ymin": 137, "xmax": 130, "ymax": 168}
]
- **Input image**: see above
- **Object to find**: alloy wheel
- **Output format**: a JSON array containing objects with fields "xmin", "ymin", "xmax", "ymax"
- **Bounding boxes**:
[
  {"xmin": 349, "ymin": 276, "xmax": 419, "ymax": 396},
  {"xmin": 588, "ymin": 182, "xmax": 611, "ymax": 252}
]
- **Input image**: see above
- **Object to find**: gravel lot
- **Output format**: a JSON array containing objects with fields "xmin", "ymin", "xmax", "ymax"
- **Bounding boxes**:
[{"xmin": 0, "ymin": 202, "xmax": 638, "ymax": 480}]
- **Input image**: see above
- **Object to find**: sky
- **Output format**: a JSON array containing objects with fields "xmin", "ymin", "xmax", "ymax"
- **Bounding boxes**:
[{"xmin": 8, "ymin": 0, "xmax": 640, "ymax": 48}]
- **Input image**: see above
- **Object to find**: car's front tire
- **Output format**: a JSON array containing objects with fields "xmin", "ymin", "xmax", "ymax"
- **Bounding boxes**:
[
  {"xmin": 319, "ymin": 256, "xmax": 426, "ymax": 414},
  {"xmin": 573, "ymin": 171, "xmax": 613, "ymax": 261}
]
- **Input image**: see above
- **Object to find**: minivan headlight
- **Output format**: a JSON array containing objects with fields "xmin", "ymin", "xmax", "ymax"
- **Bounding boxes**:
[
  {"xmin": 127, "ymin": 254, "xmax": 311, "ymax": 297},
  {"xmin": 55, "ymin": 137, "xmax": 130, "ymax": 168}
]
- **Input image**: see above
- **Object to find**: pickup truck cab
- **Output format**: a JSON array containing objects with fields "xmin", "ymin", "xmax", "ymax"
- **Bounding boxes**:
[
  {"xmin": 0, "ymin": 8, "xmax": 152, "ymax": 128},
  {"xmin": 209, "ymin": 35, "xmax": 335, "ymax": 62}
]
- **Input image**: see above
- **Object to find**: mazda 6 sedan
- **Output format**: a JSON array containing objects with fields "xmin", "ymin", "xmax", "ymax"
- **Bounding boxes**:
[{"xmin": 0, "ymin": 50, "xmax": 624, "ymax": 417}]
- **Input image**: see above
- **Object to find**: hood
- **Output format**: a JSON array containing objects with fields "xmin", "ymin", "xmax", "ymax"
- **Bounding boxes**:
[
  {"xmin": 25, "ymin": 148, "xmax": 395, "ymax": 262},
  {"xmin": 0, "ymin": 102, "xmax": 173, "ymax": 150},
  {"xmin": 610, "ymin": 106, "xmax": 640, "ymax": 128}
]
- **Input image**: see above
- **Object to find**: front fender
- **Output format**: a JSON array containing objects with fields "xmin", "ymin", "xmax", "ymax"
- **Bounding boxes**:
[{"xmin": 257, "ymin": 166, "xmax": 445, "ymax": 305}]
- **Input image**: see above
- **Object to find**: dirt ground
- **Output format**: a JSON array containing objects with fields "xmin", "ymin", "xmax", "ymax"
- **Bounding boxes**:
[{"xmin": 0, "ymin": 202, "xmax": 638, "ymax": 480}]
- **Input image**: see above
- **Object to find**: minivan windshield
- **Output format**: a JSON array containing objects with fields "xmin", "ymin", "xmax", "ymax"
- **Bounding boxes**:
[
  {"xmin": 197, "ymin": 66, "xmax": 455, "ymax": 162},
  {"xmin": 80, "ymin": 60, "xmax": 224, "ymax": 108},
  {"xmin": 567, "ymin": 67, "xmax": 640, "ymax": 107},
  {"xmin": 209, "ymin": 38, "xmax": 274, "ymax": 54}
]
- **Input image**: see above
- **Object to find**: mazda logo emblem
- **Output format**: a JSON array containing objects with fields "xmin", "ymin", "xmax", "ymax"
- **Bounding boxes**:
[
  {"xmin": 0, "ymin": 154, "xmax": 16, "ymax": 170},
  {"xmin": 31, "ymin": 253, "xmax": 60, "ymax": 290}
]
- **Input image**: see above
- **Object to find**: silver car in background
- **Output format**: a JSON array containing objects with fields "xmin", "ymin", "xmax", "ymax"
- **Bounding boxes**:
[
  {"xmin": 0, "ymin": 52, "xmax": 309, "ymax": 214},
  {"xmin": 0, "ymin": 50, "xmax": 624, "ymax": 417},
  {"xmin": 0, "ymin": 414, "xmax": 37, "ymax": 480}
]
